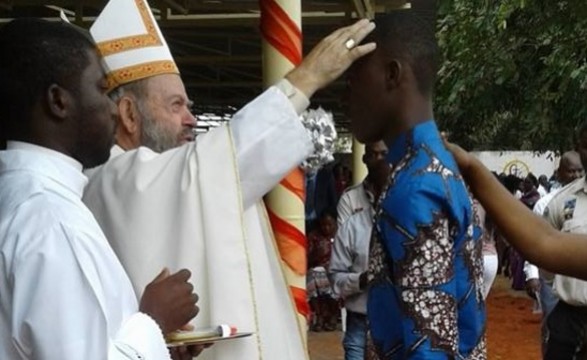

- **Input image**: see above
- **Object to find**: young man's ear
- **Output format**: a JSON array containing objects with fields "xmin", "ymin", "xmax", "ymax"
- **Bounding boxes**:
[
  {"xmin": 46, "ymin": 84, "xmax": 71, "ymax": 120},
  {"xmin": 385, "ymin": 59, "xmax": 402, "ymax": 91}
]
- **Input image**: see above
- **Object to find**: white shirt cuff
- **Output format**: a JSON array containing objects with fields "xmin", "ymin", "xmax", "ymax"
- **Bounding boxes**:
[
  {"xmin": 113, "ymin": 312, "xmax": 170, "ymax": 360},
  {"xmin": 524, "ymin": 261, "xmax": 540, "ymax": 281}
]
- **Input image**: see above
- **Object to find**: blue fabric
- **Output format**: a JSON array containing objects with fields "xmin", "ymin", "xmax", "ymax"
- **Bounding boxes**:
[
  {"xmin": 540, "ymin": 277, "xmax": 559, "ymax": 355},
  {"xmin": 343, "ymin": 313, "xmax": 368, "ymax": 360},
  {"xmin": 305, "ymin": 168, "xmax": 338, "ymax": 223},
  {"xmin": 367, "ymin": 121, "xmax": 486, "ymax": 359},
  {"xmin": 540, "ymin": 279, "xmax": 558, "ymax": 321}
]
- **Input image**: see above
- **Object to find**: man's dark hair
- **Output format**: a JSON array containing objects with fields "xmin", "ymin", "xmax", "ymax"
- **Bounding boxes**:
[
  {"xmin": 0, "ymin": 18, "xmax": 95, "ymax": 142},
  {"xmin": 373, "ymin": 10, "xmax": 439, "ymax": 97}
]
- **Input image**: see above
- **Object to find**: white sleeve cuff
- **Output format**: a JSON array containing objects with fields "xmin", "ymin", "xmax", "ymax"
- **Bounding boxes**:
[
  {"xmin": 111, "ymin": 312, "xmax": 171, "ymax": 360},
  {"xmin": 524, "ymin": 261, "xmax": 540, "ymax": 281},
  {"xmin": 348, "ymin": 273, "xmax": 362, "ymax": 294}
]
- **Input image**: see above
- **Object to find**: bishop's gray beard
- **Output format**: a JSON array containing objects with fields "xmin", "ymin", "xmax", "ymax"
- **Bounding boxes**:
[{"xmin": 137, "ymin": 103, "xmax": 179, "ymax": 153}]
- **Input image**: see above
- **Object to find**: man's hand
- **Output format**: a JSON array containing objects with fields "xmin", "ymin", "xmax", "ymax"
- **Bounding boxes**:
[
  {"xmin": 441, "ymin": 132, "xmax": 475, "ymax": 178},
  {"xmin": 139, "ymin": 268, "xmax": 199, "ymax": 334},
  {"xmin": 359, "ymin": 272, "xmax": 369, "ymax": 291},
  {"xmin": 525, "ymin": 278, "xmax": 541, "ymax": 299},
  {"xmin": 286, "ymin": 19, "xmax": 377, "ymax": 99}
]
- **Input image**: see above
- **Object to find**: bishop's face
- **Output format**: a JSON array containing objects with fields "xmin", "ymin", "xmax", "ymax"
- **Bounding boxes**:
[{"xmin": 139, "ymin": 74, "xmax": 196, "ymax": 152}]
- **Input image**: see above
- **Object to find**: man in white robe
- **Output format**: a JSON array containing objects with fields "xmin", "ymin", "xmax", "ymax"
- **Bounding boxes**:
[
  {"xmin": 82, "ymin": 1, "xmax": 377, "ymax": 359},
  {"xmin": 0, "ymin": 19, "xmax": 198, "ymax": 360}
]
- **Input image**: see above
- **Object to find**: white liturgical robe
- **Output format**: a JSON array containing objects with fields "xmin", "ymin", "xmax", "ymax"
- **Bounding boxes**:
[
  {"xmin": 0, "ymin": 142, "xmax": 170, "ymax": 360},
  {"xmin": 83, "ymin": 86, "xmax": 313, "ymax": 360}
]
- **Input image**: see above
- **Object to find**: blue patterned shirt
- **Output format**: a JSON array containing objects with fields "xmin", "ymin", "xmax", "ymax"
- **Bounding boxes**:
[{"xmin": 367, "ymin": 121, "xmax": 486, "ymax": 359}]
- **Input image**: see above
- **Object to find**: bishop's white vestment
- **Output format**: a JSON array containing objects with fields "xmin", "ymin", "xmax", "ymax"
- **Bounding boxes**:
[
  {"xmin": 83, "ymin": 85, "xmax": 313, "ymax": 360},
  {"xmin": 0, "ymin": 142, "xmax": 170, "ymax": 360}
]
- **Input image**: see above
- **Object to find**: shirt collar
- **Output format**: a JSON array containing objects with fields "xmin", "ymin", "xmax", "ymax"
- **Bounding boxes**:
[
  {"xmin": 7, "ymin": 141, "xmax": 83, "ymax": 171},
  {"xmin": 386, "ymin": 120, "xmax": 439, "ymax": 165},
  {"xmin": 110, "ymin": 144, "xmax": 126, "ymax": 158},
  {"xmin": 3, "ymin": 141, "xmax": 87, "ymax": 198}
]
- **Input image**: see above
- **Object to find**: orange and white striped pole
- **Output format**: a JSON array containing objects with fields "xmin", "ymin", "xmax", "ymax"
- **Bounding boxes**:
[{"xmin": 259, "ymin": 0, "xmax": 308, "ymax": 346}]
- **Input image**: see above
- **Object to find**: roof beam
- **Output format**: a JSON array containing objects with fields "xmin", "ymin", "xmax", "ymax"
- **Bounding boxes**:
[
  {"xmin": 75, "ymin": 1, "xmax": 83, "ymax": 25},
  {"xmin": 160, "ymin": 0, "xmax": 189, "ymax": 15},
  {"xmin": 351, "ymin": 0, "xmax": 366, "ymax": 18},
  {"xmin": 183, "ymin": 1, "xmax": 352, "ymax": 13}
]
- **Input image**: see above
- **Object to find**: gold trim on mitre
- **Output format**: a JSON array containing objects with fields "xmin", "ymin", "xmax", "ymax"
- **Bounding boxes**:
[
  {"xmin": 96, "ymin": 0, "xmax": 162, "ymax": 57},
  {"xmin": 106, "ymin": 60, "xmax": 179, "ymax": 90}
]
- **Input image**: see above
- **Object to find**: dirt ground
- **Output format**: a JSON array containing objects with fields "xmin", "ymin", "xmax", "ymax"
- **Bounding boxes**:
[
  {"xmin": 485, "ymin": 276, "xmax": 541, "ymax": 359},
  {"xmin": 308, "ymin": 275, "xmax": 542, "ymax": 359}
]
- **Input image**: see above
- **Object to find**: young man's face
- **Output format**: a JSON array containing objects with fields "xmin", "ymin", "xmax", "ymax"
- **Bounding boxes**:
[
  {"xmin": 346, "ymin": 49, "xmax": 391, "ymax": 144},
  {"xmin": 138, "ymin": 74, "xmax": 196, "ymax": 152},
  {"xmin": 73, "ymin": 49, "xmax": 118, "ymax": 168}
]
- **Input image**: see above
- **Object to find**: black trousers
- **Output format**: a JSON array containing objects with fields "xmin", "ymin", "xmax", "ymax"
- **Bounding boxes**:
[{"xmin": 545, "ymin": 301, "xmax": 587, "ymax": 360}]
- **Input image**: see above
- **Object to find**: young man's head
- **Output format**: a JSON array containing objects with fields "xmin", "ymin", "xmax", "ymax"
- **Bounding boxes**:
[
  {"xmin": 110, "ymin": 74, "xmax": 196, "ymax": 153},
  {"xmin": 557, "ymin": 151, "xmax": 583, "ymax": 185},
  {"xmin": 0, "ymin": 19, "xmax": 116, "ymax": 168},
  {"xmin": 347, "ymin": 11, "xmax": 438, "ymax": 143}
]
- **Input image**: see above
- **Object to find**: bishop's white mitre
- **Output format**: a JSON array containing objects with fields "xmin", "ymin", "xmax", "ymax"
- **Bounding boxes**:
[{"xmin": 90, "ymin": 0, "xmax": 179, "ymax": 90}]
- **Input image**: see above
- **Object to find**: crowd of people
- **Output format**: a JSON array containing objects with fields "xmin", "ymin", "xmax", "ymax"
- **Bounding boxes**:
[
  {"xmin": 4, "ymin": 1, "xmax": 587, "ymax": 360},
  {"xmin": 303, "ymin": 156, "xmax": 587, "ymax": 360},
  {"xmin": 305, "ymin": 147, "xmax": 587, "ymax": 359}
]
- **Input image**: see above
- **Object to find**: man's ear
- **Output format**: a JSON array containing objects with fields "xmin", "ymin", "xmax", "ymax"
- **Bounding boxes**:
[
  {"xmin": 46, "ymin": 84, "xmax": 71, "ymax": 120},
  {"xmin": 385, "ymin": 59, "xmax": 403, "ymax": 91},
  {"xmin": 117, "ymin": 96, "xmax": 140, "ymax": 135}
]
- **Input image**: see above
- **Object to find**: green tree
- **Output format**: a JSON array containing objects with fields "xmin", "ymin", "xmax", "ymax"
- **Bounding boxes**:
[{"xmin": 436, "ymin": 0, "xmax": 587, "ymax": 152}]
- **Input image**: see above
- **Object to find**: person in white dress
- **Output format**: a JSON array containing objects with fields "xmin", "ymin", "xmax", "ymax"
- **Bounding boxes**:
[{"xmin": 0, "ymin": 19, "xmax": 199, "ymax": 360}]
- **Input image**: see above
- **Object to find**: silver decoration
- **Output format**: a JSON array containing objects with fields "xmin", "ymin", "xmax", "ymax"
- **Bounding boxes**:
[{"xmin": 300, "ymin": 107, "xmax": 337, "ymax": 174}]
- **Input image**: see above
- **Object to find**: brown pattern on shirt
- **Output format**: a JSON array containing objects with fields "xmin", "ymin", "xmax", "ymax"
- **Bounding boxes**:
[
  {"xmin": 397, "ymin": 213, "xmax": 454, "ymax": 288},
  {"xmin": 466, "ymin": 335, "xmax": 487, "ymax": 360},
  {"xmin": 402, "ymin": 289, "xmax": 459, "ymax": 355}
]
